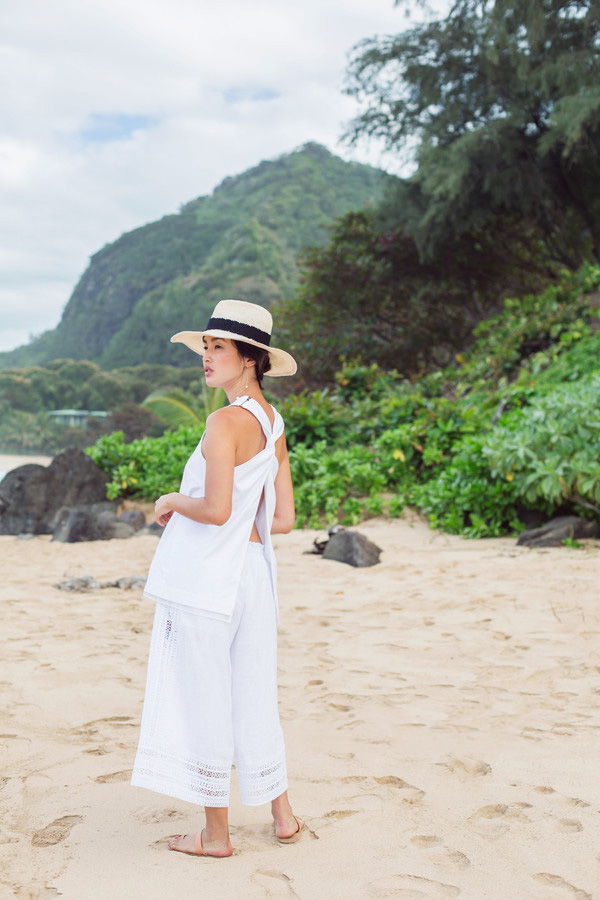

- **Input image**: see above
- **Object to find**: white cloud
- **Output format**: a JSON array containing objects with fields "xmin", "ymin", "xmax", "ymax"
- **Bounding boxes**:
[{"xmin": 0, "ymin": 0, "xmax": 438, "ymax": 354}]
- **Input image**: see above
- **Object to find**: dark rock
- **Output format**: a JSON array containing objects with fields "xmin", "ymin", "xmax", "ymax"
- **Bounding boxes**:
[
  {"xmin": 95, "ymin": 511, "xmax": 135, "ymax": 540},
  {"xmin": 0, "ymin": 448, "xmax": 109, "ymax": 535},
  {"xmin": 517, "ymin": 515, "xmax": 600, "ymax": 548},
  {"xmin": 118, "ymin": 509, "xmax": 146, "ymax": 531},
  {"xmin": 52, "ymin": 507, "xmax": 134, "ymax": 542},
  {"xmin": 308, "ymin": 524, "xmax": 346, "ymax": 555},
  {"xmin": 136, "ymin": 521, "xmax": 164, "ymax": 536},
  {"xmin": 52, "ymin": 507, "xmax": 103, "ymax": 543},
  {"xmin": 322, "ymin": 529, "xmax": 382, "ymax": 567}
]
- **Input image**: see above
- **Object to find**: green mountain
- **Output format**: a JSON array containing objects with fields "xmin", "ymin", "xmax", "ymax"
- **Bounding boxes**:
[{"xmin": 1, "ymin": 143, "xmax": 387, "ymax": 370}]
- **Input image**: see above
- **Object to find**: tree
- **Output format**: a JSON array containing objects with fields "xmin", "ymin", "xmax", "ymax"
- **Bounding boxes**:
[
  {"xmin": 345, "ymin": 0, "xmax": 600, "ymax": 264},
  {"xmin": 274, "ymin": 209, "xmax": 553, "ymax": 385},
  {"xmin": 107, "ymin": 403, "xmax": 165, "ymax": 442}
]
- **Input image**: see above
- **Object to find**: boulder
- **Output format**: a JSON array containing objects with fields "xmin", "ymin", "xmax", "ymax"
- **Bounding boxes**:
[
  {"xmin": 0, "ymin": 448, "xmax": 110, "ymax": 535},
  {"xmin": 322, "ymin": 528, "xmax": 382, "ymax": 567},
  {"xmin": 52, "ymin": 506, "xmax": 135, "ymax": 543},
  {"xmin": 517, "ymin": 515, "xmax": 600, "ymax": 548},
  {"xmin": 95, "ymin": 510, "xmax": 135, "ymax": 540},
  {"xmin": 118, "ymin": 509, "xmax": 146, "ymax": 531},
  {"xmin": 52, "ymin": 507, "xmax": 102, "ymax": 543},
  {"xmin": 136, "ymin": 521, "xmax": 164, "ymax": 536}
]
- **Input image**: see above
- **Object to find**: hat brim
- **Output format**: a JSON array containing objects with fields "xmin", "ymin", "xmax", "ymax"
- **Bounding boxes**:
[{"xmin": 170, "ymin": 329, "xmax": 297, "ymax": 377}]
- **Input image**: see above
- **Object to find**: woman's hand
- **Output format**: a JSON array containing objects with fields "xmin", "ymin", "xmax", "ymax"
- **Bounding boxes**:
[{"xmin": 155, "ymin": 493, "xmax": 177, "ymax": 526}]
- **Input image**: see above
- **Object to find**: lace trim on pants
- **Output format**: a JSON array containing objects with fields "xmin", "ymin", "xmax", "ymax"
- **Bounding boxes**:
[
  {"xmin": 132, "ymin": 746, "xmax": 231, "ymax": 807},
  {"xmin": 236, "ymin": 754, "xmax": 288, "ymax": 806}
]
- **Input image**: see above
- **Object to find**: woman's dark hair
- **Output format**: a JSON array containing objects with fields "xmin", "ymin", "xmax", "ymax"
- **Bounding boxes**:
[{"xmin": 233, "ymin": 340, "xmax": 272, "ymax": 387}]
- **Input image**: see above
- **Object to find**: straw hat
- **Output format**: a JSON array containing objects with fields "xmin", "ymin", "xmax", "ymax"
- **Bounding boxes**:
[{"xmin": 171, "ymin": 299, "xmax": 297, "ymax": 377}]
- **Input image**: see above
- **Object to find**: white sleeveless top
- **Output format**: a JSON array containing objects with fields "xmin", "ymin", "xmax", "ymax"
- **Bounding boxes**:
[{"xmin": 143, "ymin": 396, "xmax": 284, "ymax": 622}]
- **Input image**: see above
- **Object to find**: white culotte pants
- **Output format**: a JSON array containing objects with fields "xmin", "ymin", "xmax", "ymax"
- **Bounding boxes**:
[{"xmin": 131, "ymin": 544, "xmax": 288, "ymax": 807}]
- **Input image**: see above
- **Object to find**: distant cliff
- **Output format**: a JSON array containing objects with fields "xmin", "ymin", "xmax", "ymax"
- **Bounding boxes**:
[{"xmin": 1, "ymin": 143, "xmax": 387, "ymax": 370}]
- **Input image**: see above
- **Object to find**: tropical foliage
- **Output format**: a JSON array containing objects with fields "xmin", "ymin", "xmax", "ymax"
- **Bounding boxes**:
[
  {"xmin": 143, "ymin": 386, "xmax": 226, "ymax": 429},
  {"xmin": 86, "ymin": 265, "xmax": 600, "ymax": 537},
  {"xmin": 0, "ymin": 360, "xmax": 207, "ymax": 453}
]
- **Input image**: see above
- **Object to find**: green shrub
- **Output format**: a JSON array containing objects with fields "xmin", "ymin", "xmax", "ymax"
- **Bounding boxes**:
[
  {"xmin": 411, "ymin": 436, "xmax": 522, "ymax": 538},
  {"xmin": 86, "ymin": 426, "xmax": 202, "ymax": 500},
  {"xmin": 483, "ymin": 374, "xmax": 600, "ymax": 515},
  {"xmin": 277, "ymin": 390, "xmax": 345, "ymax": 446},
  {"xmin": 83, "ymin": 263, "xmax": 600, "ymax": 537},
  {"xmin": 449, "ymin": 264, "xmax": 600, "ymax": 389}
]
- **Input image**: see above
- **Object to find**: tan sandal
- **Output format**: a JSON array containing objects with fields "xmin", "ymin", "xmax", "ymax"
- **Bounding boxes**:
[
  {"xmin": 276, "ymin": 816, "xmax": 305, "ymax": 844},
  {"xmin": 168, "ymin": 830, "xmax": 210, "ymax": 856}
]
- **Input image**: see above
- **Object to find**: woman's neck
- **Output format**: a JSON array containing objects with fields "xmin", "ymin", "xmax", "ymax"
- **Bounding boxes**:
[{"xmin": 225, "ymin": 382, "xmax": 263, "ymax": 405}]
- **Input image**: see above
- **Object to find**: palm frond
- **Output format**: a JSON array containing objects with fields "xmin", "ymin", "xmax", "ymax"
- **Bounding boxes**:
[{"xmin": 143, "ymin": 386, "xmax": 227, "ymax": 429}]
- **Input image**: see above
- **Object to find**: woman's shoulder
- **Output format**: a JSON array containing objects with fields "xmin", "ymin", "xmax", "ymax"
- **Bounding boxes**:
[
  {"xmin": 206, "ymin": 402, "xmax": 266, "ymax": 432},
  {"xmin": 206, "ymin": 405, "xmax": 245, "ymax": 431}
]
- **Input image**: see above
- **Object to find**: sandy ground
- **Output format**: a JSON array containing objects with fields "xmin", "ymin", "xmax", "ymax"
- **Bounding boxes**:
[
  {"xmin": 1, "ymin": 515, "xmax": 599, "ymax": 900},
  {"xmin": 0, "ymin": 455, "xmax": 53, "ymax": 477}
]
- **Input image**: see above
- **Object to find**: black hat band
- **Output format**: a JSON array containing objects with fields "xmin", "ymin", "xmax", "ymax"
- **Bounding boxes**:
[{"xmin": 206, "ymin": 316, "xmax": 271, "ymax": 346}]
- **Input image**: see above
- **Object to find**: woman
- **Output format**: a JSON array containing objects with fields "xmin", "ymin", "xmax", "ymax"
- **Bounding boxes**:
[{"xmin": 131, "ymin": 299, "xmax": 303, "ymax": 857}]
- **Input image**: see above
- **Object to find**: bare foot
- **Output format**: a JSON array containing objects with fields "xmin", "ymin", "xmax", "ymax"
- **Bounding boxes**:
[{"xmin": 168, "ymin": 828, "xmax": 233, "ymax": 857}]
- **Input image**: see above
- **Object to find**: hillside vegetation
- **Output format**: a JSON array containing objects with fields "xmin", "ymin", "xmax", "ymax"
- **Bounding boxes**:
[{"xmin": 0, "ymin": 143, "xmax": 386, "ymax": 372}]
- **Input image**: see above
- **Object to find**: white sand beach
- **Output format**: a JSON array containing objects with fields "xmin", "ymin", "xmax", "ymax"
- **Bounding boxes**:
[{"xmin": 1, "ymin": 516, "xmax": 599, "ymax": 899}]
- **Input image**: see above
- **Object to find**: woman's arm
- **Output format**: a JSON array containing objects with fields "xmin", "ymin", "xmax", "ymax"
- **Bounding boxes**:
[
  {"xmin": 154, "ymin": 411, "xmax": 236, "ymax": 526},
  {"xmin": 271, "ymin": 434, "xmax": 295, "ymax": 534}
]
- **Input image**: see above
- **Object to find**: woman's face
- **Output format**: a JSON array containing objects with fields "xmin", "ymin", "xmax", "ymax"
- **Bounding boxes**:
[{"xmin": 202, "ymin": 336, "xmax": 246, "ymax": 389}]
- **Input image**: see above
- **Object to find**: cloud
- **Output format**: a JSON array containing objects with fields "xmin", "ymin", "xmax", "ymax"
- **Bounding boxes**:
[{"xmin": 0, "ymin": 0, "xmax": 434, "ymax": 355}]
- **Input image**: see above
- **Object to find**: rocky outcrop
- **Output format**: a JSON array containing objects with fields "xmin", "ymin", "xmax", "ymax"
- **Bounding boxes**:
[
  {"xmin": 51, "ymin": 505, "xmax": 136, "ymax": 543},
  {"xmin": 321, "ymin": 527, "xmax": 382, "ymax": 568},
  {"xmin": 118, "ymin": 509, "xmax": 146, "ymax": 532},
  {"xmin": 517, "ymin": 515, "xmax": 600, "ymax": 548},
  {"xmin": 0, "ymin": 448, "xmax": 110, "ymax": 535}
]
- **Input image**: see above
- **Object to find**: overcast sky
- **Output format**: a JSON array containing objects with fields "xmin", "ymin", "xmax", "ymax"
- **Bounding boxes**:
[{"xmin": 1, "ymin": 0, "xmax": 431, "ymax": 354}]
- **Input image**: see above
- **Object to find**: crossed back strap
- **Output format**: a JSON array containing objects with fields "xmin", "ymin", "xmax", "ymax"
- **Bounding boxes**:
[{"xmin": 234, "ymin": 396, "xmax": 284, "ymax": 443}]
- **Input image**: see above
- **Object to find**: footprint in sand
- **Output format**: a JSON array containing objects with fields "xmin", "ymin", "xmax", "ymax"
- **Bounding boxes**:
[
  {"xmin": 95, "ymin": 770, "xmax": 131, "ymax": 783},
  {"xmin": 135, "ymin": 806, "xmax": 186, "ymax": 825},
  {"xmin": 557, "ymin": 818, "xmax": 583, "ymax": 833},
  {"xmin": 411, "ymin": 835, "xmax": 442, "ymax": 848},
  {"xmin": 32, "ymin": 815, "xmax": 83, "ymax": 847},
  {"xmin": 532, "ymin": 872, "xmax": 593, "ymax": 899},
  {"xmin": 367, "ymin": 873, "xmax": 460, "ymax": 898},
  {"xmin": 323, "ymin": 809, "xmax": 357, "ymax": 822},
  {"xmin": 69, "ymin": 716, "xmax": 135, "ymax": 743},
  {"xmin": 467, "ymin": 803, "xmax": 532, "ymax": 840},
  {"xmin": 310, "ymin": 809, "xmax": 356, "ymax": 831},
  {"xmin": 251, "ymin": 870, "xmax": 300, "ymax": 897},
  {"xmin": 373, "ymin": 775, "xmax": 425, "ymax": 804},
  {"xmin": 440, "ymin": 756, "xmax": 491, "ymax": 778},
  {"xmin": 410, "ymin": 835, "xmax": 470, "ymax": 870}
]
